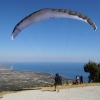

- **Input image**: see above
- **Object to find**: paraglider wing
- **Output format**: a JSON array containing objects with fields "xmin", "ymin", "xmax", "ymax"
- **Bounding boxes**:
[{"xmin": 11, "ymin": 8, "xmax": 97, "ymax": 40}]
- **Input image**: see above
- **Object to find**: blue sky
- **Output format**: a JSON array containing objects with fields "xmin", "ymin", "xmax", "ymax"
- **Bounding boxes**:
[{"xmin": 0, "ymin": 0, "xmax": 100, "ymax": 63}]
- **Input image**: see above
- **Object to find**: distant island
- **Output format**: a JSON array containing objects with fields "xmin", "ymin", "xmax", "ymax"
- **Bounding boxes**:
[{"xmin": 0, "ymin": 65, "xmax": 74, "ymax": 92}]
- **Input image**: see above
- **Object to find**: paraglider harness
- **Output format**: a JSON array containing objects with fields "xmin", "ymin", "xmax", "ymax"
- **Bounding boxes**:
[{"xmin": 54, "ymin": 73, "xmax": 62, "ymax": 85}]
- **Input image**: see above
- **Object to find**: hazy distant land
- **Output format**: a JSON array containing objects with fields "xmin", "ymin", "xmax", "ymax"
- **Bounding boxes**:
[{"xmin": 0, "ymin": 65, "xmax": 74, "ymax": 91}]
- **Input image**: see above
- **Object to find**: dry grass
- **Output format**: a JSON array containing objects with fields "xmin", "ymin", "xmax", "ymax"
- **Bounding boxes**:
[
  {"xmin": 0, "ymin": 91, "xmax": 15, "ymax": 98},
  {"xmin": 41, "ymin": 83, "xmax": 100, "ymax": 91}
]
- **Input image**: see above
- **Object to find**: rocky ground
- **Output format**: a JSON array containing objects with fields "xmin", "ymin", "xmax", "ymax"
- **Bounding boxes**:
[{"xmin": 1, "ymin": 85, "xmax": 100, "ymax": 100}]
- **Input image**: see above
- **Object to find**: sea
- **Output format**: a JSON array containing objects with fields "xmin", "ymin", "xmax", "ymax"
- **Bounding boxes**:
[{"xmin": 1, "ymin": 62, "xmax": 89, "ymax": 82}]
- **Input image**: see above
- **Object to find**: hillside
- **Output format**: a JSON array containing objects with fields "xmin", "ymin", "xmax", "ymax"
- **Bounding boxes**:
[{"xmin": 0, "ymin": 66, "xmax": 73, "ymax": 91}]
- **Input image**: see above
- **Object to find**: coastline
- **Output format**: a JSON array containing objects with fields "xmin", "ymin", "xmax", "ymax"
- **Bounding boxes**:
[
  {"xmin": 0, "ymin": 65, "xmax": 12, "ymax": 70},
  {"xmin": 0, "ymin": 62, "xmax": 88, "ymax": 81},
  {"xmin": 0, "ymin": 65, "xmax": 74, "ymax": 92},
  {"xmin": 0, "ymin": 66, "xmax": 100, "ymax": 100}
]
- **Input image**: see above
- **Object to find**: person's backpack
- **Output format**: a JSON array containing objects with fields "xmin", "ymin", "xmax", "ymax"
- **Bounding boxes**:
[{"xmin": 55, "ymin": 75, "xmax": 62, "ymax": 84}]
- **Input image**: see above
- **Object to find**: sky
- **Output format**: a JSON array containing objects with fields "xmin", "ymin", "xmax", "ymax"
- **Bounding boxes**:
[{"xmin": 0, "ymin": 0, "xmax": 100, "ymax": 63}]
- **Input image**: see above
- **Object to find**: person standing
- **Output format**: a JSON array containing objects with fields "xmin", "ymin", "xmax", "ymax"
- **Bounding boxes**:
[
  {"xmin": 80, "ymin": 75, "xmax": 83, "ymax": 84},
  {"xmin": 54, "ymin": 73, "xmax": 61, "ymax": 91},
  {"xmin": 76, "ymin": 75, "xmax": 80, "ymax": 84}
]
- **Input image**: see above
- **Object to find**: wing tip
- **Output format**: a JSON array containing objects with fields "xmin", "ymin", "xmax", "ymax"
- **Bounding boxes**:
[
  {"xmin": 94, "ymin": 26, "xmax": 97, "ymax": 31},
  {"xmin": 11, "ymin": 36, "xmax": 14, "ymax": 40}
]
